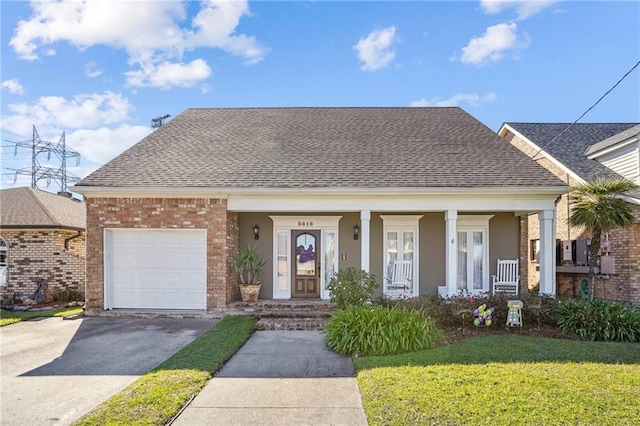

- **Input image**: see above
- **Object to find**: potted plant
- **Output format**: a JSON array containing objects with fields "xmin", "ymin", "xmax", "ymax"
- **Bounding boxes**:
[{"xmin": 233, "ymin": 244, "xmax": 267, "ymax": 302}]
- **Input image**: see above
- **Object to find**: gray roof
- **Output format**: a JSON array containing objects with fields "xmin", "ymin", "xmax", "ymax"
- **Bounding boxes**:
[
  {"xmin": 0, "ymin": 187, "xmax": 85, "ymax": 230},
  {"xmin": 506, "ymin": 122, "xmax": 640, "ymax": 181},
  {"xmin": 78, "ymin": 107, "xmax": 565, "ymax": 189},
  {"xmin": 585, "ymin": 124, "xmax": 640, "ymax": 156}
]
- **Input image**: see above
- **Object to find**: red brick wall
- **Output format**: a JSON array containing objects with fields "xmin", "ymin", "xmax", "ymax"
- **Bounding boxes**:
[
  {"xmin": 85, "ymin": 197, "xmax": 236, "ymax": 311},
  {"xmin": 505, "ymin": 129, "xmax": 640, "ymax": 305},
  {"xmin": 0, "ymin": 230, "xmax": 85, "ymax": 300}
]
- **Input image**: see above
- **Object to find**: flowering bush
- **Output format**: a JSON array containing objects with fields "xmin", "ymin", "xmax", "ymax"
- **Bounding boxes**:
[{"xmin": 326, "ymin": 267, "xmax": 378, "ymax": 309}]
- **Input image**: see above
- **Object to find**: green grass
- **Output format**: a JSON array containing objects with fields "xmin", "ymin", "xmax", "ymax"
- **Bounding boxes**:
[
  {"xmin": 0, "ymin": 307, "xmax": 84, "ymax": 327},
  {"xmin": 73, "ymin": 315, "xmax": 256, "ymax": 426},
  {"xmin": 354, "ymin": 335, "xmax": 640, "ymax": 425}
]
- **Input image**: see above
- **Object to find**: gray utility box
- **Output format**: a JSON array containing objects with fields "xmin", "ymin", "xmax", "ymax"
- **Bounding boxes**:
[{"xmin": 574, "ymin": 239, "xmax": 591, "ymax": 266}]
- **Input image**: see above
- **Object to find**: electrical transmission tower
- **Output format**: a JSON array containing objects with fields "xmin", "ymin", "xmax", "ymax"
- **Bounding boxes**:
[{"xmin": 2, "ymin": 125, "xmax": 81, "ymax": 192}]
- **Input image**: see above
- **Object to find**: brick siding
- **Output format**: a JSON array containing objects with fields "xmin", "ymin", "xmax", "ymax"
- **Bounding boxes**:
[
  {"xmin": 506, "ymin": 130, "xmax": 640, "ymax": 305},
  {"xmin": 0, "ymin": 230, "xmax": 85, "ymax": 299},
  {"xmin": 85, "ymin": 197, "xmax": 238, "ymax": 311}
]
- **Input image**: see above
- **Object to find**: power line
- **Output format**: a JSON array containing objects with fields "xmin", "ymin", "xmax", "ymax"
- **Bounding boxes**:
[{"xmin": 531, "ymin": 59, "xmax": 640, "ymax": 162}]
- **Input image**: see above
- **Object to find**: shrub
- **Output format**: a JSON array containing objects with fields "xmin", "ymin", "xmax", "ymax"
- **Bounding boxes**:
[
  {"xmin": 521, "ymin": 293, "xmax": 561, "ymax": 327},
  {"xmin": 326, "ymin": 267, "xmax": 378, "ymax": 309},
  {"xmin": 324, "ymin": 305, "xmax": 443, "ymax": 356},
  {"xmin": 374, "ymin": 293, "xmax": 561, "ymax": 329},
  {"xmin": 51, "ymin": 288, "xmax": 84, "ymax": 303},
  {"xmin": 558, "ymin": 298, "xmax": 640, "ymax": 342}
]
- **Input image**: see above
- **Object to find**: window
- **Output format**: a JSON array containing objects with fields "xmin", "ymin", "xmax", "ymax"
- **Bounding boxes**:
[
  {"xmin": 0, "ymin": 237, "xmax": 6, "ymax": 287},
  {"xmin": 530, "ymin": 239, "xmax": 540, "ymax": 263},
  {"xmin": 457, "ymin": 216, "xmax": 492, "ymax": 294},
  {"xmin": 380, "ymin": 215, "xmax": 422, "ymax": 298}
]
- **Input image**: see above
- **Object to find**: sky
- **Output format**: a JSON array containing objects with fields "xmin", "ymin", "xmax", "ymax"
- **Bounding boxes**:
[{"xmin": 1, "ymin": 0, "xmax": 639, "ymax": 193}]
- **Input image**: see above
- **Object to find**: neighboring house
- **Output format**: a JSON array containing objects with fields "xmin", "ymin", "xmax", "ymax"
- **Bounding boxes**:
[
  {"xmin": 499, "ymin": 123, "xmax": 640, "ymax": 305},
  {"xmin": 73, "ymin": 107, "xmax": 566, "ymax": 313},
  {"xmin": 0, "ymin": 187, "xmax": 86, "ymax": 301}
]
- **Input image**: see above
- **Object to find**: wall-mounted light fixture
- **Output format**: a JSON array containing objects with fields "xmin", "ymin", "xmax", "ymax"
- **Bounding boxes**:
[
  {"xmin": 253, "ymin": 224, "xmax": 260, "ymax": 240},
  {"xmin": 353, "ymin": 224, "xmax": 360, "ymax": 240}
]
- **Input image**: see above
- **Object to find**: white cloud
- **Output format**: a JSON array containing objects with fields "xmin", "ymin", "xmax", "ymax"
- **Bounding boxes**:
[
  {"xmin": 67, "ymin": 125, "xmax": 152, "ymax": 165},
  {"xmin": 410, "ymin": 92, "xmax": 497, "ymax": 107},
  {"xmin": 480, "ymin": 1, "xmax": 558, "ymax": 20},
  {"xmin": 9, "ymin": 0, "xmax": 265, "ymax": 89},
  {"xmin": 1, "ymin": 91, "xmax": 132, "ymax": 135},
  {"xmin": 460, "ymin": 23, "xmax": 529, "ymax": 66},
  {"xmin": 1, "ymin": 79, "xmax": 25, "ymax": 95},
  {"xmin": 354, "ymin": 26, "xmax": 397, "ymax": 71},
  {"xmin": 124, "ymin": 59, "xmax": 212, "ymax": 89},
  {"xmin": 85, "ymin": 62, "xmax": 103, "ymax": 78}
]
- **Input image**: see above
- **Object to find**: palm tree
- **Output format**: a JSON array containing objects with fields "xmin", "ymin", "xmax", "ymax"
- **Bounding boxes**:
[{"xmin": 569, "ymin": 178, "xmax": 639, "ymax": 300}]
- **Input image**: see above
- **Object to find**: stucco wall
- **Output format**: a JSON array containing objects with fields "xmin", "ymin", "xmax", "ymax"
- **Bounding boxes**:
[
  {"xmin": 0, "ymin": 229, "xmax": 85, "ymax": 300},
  {"xmin": 238, "ymin": 211, "xmax": 520, "ymax": 299}
]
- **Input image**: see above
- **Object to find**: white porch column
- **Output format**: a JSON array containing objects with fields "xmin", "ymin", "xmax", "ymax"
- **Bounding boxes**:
[
  {"xmin": 445, "ymin": 210, "xmax": 458, "ymax": 296},
  {"xmin": 360, "ymin": 210, "xmax": 371, "ymax": 272},
  {"xmin": 538, "ymin": 210, "xmax": 556, "ymax": 295}
]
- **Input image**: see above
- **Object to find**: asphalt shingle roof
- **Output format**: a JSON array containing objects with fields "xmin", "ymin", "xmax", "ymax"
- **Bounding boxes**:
[
  {"xmin": 506, "ymin": 122, "xmax": 640, "ymax": 182},
  {"xmin": 584, "ymin": 124, "xmax": 640, "ymax": 156},
  {"xmin": 78, "ymin": 107, "xmax": 565, "ymax": 189},
  {"xmin": 0, "ymin": 187, "xmax": 85, "ymax": 229}
]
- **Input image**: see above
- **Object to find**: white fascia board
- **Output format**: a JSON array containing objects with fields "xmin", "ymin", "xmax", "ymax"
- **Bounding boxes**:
[
  {"xmin": 72, "ymin": 184, "xmax": 566, "ymax": 199},
  {"xmin": 500, "ymin": 123, "xmax": 585, "ymax": 185},
  {"xmin": 227, "ymin": 193, "xmax": 559, "ymax": 212},
  {"xmin": 586, "ymin": 137, "xmax": 639, "ymax": 160}
]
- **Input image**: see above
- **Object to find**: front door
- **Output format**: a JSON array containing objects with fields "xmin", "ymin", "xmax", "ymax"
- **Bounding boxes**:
[{"xmin": 292, "ymin": 230, "xmax": 320, "ymax": 298}]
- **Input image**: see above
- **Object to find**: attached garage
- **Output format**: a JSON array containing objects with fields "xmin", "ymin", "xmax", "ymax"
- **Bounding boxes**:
[{"xmin": 105, "ymin": 229, "xmax": 207, "ymax": 310}]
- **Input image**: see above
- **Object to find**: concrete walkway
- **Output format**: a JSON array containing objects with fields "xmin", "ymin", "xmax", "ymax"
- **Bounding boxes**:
[{"xmin": 172, "ymin": 330, "xmax": 368, "ymax": 426}]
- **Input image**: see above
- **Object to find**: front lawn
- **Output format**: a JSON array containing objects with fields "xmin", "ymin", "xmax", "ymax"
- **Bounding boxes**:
[
  {"xmin": 355, "ymin": 335, "xmax": 640, "ymax": 425},
  {"xmin": 73, "ymin": 315, "xmax": 256, "ymax": 426},
  {"xmin": 0, "ymin": 307, "xmax": 83, "ymax": 327}
]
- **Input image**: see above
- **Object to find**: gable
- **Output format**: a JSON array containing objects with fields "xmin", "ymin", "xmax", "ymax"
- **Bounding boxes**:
[
  {"xmin": 502, "ymin": 122, "xmax": 639, "ymax": 183},
  {"xmin": 596, "ymin": 143, "xmax": 640, "ymax": 184}
]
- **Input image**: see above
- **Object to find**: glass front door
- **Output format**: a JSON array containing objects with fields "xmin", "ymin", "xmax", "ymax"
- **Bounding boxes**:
[{"xmin": 292, "ymin": 230, "xmax": 320, "ymax": 298}]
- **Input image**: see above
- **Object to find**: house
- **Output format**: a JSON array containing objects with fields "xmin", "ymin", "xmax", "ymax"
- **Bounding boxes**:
[
  {"xmin": 0, "ymin": 187, "xmax": 86, "ymax": 301},
  {"xmin": 73, "ymin": 107, "xmax": 566, "ymax": 313},
  {"xmin": 498, "ymin": 122, "xmax": 640, "ymax": 305}
]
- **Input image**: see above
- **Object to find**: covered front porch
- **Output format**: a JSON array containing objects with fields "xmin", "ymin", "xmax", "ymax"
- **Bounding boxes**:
[{"xmin": 229, "ymin": 190, "xmax": 559, "ymax": 302}]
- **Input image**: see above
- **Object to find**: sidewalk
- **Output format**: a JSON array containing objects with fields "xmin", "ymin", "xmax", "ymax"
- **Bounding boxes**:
[{"xmin": 172, "ymin": 330, "xmax": 368, "ymax": 426}]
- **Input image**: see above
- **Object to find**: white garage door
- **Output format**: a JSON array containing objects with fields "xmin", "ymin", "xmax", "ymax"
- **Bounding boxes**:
[{"xmin": 106, "ymin": 229, "xmax": 207, "ymax": 310}]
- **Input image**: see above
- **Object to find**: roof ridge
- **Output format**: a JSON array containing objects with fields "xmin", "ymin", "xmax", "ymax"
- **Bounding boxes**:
[
  {"xmin": 28, "ymin": 188, "xmax": 59, "ymax": 226},
  {"xmin": 185, "ymin": 106, "xmax": 462, "ymax": 111}
]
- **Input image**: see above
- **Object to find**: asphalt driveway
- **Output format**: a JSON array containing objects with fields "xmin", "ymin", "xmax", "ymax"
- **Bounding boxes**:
[{"xmin": 0, "ymin": 315, "xmax": 218, "ymax": 426}]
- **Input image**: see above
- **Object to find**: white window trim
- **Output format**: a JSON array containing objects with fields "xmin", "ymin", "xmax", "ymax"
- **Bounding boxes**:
[
  {"xmin": 0, "ymin": 237, "xmax": 7, "ymax": 287},
  {"xmin": 270, "ymin": 216, "xmax": 342, "ymax": 300},
  {"xmin": 380, "ymin": 215, "xmax": 423, "ymax": 298},
  {"xmin": 457, "ymin": 215, "xmax": 493, "ymax": 294}
]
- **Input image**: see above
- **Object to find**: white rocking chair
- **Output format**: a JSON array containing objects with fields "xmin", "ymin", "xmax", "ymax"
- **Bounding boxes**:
[
  {"xmin": 492, "ymin": 259, "xmax": 519, "ymax": 295},
  {"xmin": 384, "ymin": 260, "xmax": 413, "ymax": 297}
]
